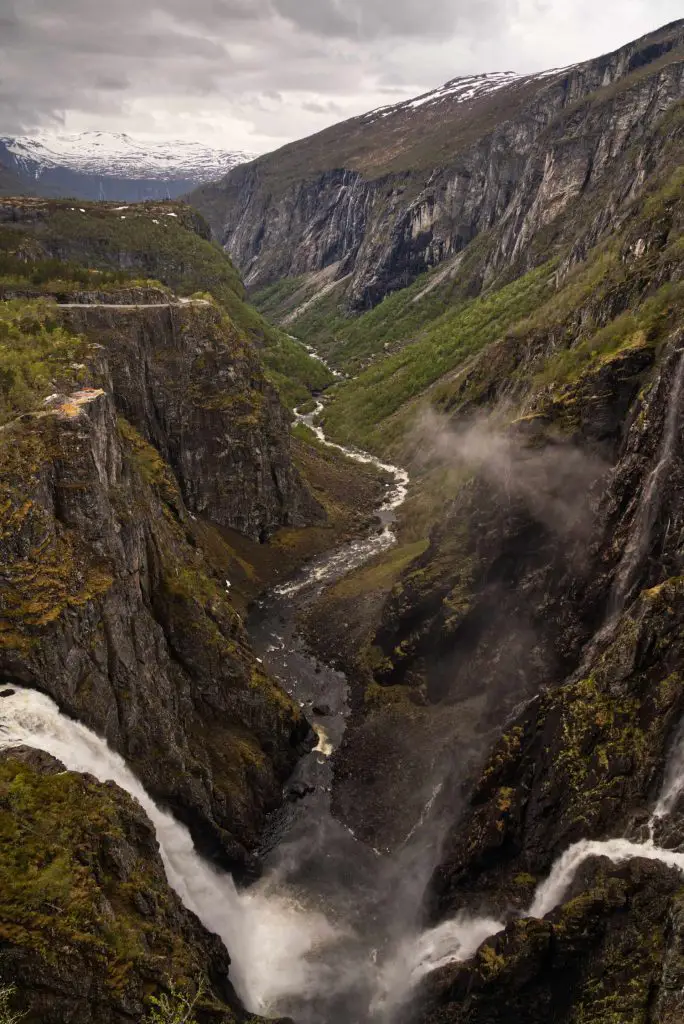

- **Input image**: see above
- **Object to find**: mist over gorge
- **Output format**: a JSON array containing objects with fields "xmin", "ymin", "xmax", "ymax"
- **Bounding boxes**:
[{"xmin": 0, "ymin": 10, "xmax": 684, "ymax": 1024}]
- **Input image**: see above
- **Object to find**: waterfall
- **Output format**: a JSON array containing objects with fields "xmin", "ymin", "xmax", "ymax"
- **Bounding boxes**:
[
  {"xmin": 0, "ymin": 686, "xmax": 494, "ymax": 1019},
  {"xmin": 652, "ymin": 722, "xmax": 684, "ymax": 824},
  {"xmin": 608, "ymin": 349, "xmax": 684, "ymax": 619},
  {"xmin": 527, "ymin": 838, "xmax": 684, "ymax": 919},
  {"xmin": 397, "ymin": 711, "xmax": 684, "ymax": 983},
  {"xmin": 5, "ymin": 655, "xmax": 684, "ymax": 1016},
  {"xmin": 0, "ymin": 687, "xmax": 346, "ymax": 1015},
  {"xmin": 370, "ymin": 915, "xmax": 505, "ymax": 1020}
]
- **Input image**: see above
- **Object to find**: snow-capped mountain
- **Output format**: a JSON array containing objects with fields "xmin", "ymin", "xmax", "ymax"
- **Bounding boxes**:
[{"xmin": 0, "ymin": 131, "xmax": 255, "ymax": 202}]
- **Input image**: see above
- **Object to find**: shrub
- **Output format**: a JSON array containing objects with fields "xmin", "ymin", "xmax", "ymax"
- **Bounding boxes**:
[{"xmin": 143, "ymin": 980, "xmax": 204, "ymax": 1024}]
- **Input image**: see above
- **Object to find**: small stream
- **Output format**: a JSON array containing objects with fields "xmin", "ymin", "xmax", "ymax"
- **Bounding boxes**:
[{"xmin": 250, "ymin": 395, "xmax": 408, "ymax": 828}]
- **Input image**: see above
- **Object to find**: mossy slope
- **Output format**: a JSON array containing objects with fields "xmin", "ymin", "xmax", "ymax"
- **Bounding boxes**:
[{"xmin": 0, "ymin": 753, "xmax": 246, "ymax": 1024}]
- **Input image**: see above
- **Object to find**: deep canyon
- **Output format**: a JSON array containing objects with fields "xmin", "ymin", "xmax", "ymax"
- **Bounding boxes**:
[{"xmin": 1, "ymin": 17, "xmax": 684, "ymax": 1024}]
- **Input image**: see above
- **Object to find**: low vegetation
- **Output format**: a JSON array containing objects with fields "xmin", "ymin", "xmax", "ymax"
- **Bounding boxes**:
[
  {"xmin": 319, "ymin": 263, "xmax": 553, "ymax": 450},
  {"xmin": 0, "ymin": 300, "xmax": 88, "ymax": 424},
  {"xmin": 143, "ymin": 979, "xmax": 204, "ymax": 1024}
]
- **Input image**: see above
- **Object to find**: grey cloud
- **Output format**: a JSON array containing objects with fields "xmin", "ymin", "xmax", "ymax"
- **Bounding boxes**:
[
  {"xmin": 0, "ymin": 0, "xmax": 681, "ymax": 146},
  {"xmin": 301, "ymin": 99, "xmax": 345, "ymax": 115},
  {"xmin": 272, "ymin": 0, "xmax": 511, "ymax": 40}
]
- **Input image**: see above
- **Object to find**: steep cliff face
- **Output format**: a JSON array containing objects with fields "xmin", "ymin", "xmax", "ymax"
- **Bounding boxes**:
[
  {"xmin": 295, "ymin": 138, "xmax": 681, "ymax": 853},
  {"xmin": 0, "ymin": 751, "xmax": 249, "ymax": 1023},
  {"xmin": 415, "ymin": 330, "xmax": 684, "ymax": 923},
  {"xmin": 59, "ymin": 301, "xmax": 321, "ymax": 540},
  {"xmin": 192, "ymin": 22, "xmax": 684, "ymax": 309},
  {"xmin": 0, "ymin": 196, "xmax": 334, "ymax": 406}
]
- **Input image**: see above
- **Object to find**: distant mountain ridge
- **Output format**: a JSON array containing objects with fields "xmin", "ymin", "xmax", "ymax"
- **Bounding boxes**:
[{"xmin": 0, "ymin": 131, "xmax": 255, "ymax": 202}]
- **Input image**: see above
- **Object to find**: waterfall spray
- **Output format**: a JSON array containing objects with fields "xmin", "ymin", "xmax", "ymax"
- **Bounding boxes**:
[{"xmin": 0, "ymin": 687, "xmax": 345, "ymax": 1015}]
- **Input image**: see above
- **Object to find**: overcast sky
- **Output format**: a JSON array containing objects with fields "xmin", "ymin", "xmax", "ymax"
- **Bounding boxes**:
[{"xmin": 1, "ymin": 0, "xmax": 682, "ymax": 154}]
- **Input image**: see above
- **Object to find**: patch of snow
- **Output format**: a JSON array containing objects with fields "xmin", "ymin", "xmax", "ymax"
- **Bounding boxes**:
[
  {"xmin": 528, "ymin": 63, "xmax": 576, "ymax": 81},
  {"xmin": 362, "ymin": 71, "xmax": 520, "ymax": 123},
  {"xmin": 361, "ymin": 64, "xmax": 578, "ymax": 125}
]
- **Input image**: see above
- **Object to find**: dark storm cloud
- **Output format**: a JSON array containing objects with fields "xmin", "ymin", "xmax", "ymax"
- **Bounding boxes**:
[{"xmin": 0, "ymin": 0, "xmax": 680, "ymax": 147}]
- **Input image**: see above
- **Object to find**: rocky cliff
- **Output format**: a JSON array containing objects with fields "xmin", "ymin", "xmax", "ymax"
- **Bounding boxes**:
[
  {"xmin": 59, "ymin": 301, "xmax": 321, "ymax": 539},
  {"xmin": 192, "ymin": 22, "xmax": 684, "ymax": 311},
  {"xmin": 0, "ymin": 749, "xmax": 250, "ymax": 1023}
]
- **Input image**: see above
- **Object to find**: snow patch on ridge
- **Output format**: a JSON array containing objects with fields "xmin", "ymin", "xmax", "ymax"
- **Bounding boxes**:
[
  {"xmin": 362, "ymin": 71, "xmax": 521, "ymax": 123},
  {"xmin": 362, "ymin": 64, "xmax": 576, "ymax": 124}
]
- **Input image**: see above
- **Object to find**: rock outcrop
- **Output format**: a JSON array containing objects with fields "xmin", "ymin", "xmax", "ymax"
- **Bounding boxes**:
[
  {"xmin": 416, "ymin": 859, "xmax": 684, "ymax": 1024},
  {"xmin": 0, "ymin": 195, "xmax": 335, "ymax": 407},
  {"xmin": 59, "ymin": 301, "xmax": 322, "ymax": 539}
]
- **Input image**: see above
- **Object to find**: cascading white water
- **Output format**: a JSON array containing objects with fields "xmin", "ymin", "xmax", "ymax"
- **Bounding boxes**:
[
  {"xmin": 0, "ymin": 686, "xmax": 490, "ymax": 1017},
  {"xmin": 525, "ymin": 724, "xmax": 684, "ymax": 919},
  {"xmin": 396, "ymin": 717, "xmax": 684, "ymax": 982},
  {"xmin": 0, "ymin": 687, "xmax": 346, "ymax": 1015},
  {"xmin": 527, "ymin": 838, "xmax": 684, "ymax": 919},
  {"xmin": 651, "ymin": 723, "xmax": 684, "ymax": 825},
  {"xmin": 370, "ymin": 914, "xmax": 505, "ymax": 1019}
]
